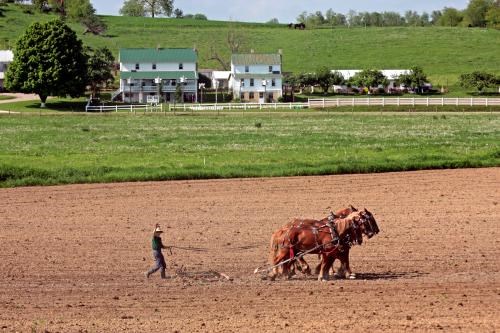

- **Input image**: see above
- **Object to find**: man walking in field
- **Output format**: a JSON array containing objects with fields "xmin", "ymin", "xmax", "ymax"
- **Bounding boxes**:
[{"xmin": 145, "ymin": 224, "xmax": 170, "ymax": 279}]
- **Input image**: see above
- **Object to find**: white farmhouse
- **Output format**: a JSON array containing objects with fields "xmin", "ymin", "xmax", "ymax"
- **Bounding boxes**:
[
  {"xmin": 116, "ymin": 48, "xmax": 198, "ymax": 103},
  {"xmin": 229, "ymin": 52, "xmax": 283, "ymax": 103},
  {"xmin": 331, "ymin": 69, "xmax": 410, "ymax": 92},
  {"xmin": 0, "ymin": 50, "xmax": 14, "ymax": 91}
]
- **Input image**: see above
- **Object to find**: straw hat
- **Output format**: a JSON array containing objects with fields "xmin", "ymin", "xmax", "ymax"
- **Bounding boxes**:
[{"xmin": 153, "ymin": 224, "xmax": 163, "ymax": 233}]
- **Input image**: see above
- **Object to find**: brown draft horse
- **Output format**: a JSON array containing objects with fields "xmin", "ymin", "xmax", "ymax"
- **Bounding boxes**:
[
  {"xmin": 269, "ymin": 205, "xmax": 358, "ymax": 276},
  {"xmin": 269, "ymin": 210, "xmax": 372, "ymax": 281},
  {"xmin": 316, "ymin": 208, "xmax": 379, "ymax": 279}
]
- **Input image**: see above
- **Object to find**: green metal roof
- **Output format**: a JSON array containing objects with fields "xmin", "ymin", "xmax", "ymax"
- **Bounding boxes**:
[
  {"xmin": 119, "ymin": 48, "xmax": 197, "ymax": 63},
  {"xmin": 231, "ymin": 54, "xmax": 282, "ymax": 65},
  {"xmin": 120, "ymin": 71, "xmax": 198, "ymax": 80}
]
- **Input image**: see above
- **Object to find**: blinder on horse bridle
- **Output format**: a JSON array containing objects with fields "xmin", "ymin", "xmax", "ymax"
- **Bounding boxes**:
[{"xmin": 358, "ymin": 210, "xmax": 379, "ymax": 238}]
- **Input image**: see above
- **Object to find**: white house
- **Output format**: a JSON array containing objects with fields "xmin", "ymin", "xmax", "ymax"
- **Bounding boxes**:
[
  {"xmin": 229, "ymin": 52, "xmax": 283, "ymax": 103},
  {"xmin": 0, "ymin": 50, "xmax": 14, "ymax": 91},
  {"xmin": 211, "ymin": 71, "xmax": 231, "ymax": 92},
  {"xmin": 331, "ymin": 69, "xmax": 410, "ymax": 92},
  {"xmin": 116, "ymin": 48, "xmax": 198, "ymax": 103}
]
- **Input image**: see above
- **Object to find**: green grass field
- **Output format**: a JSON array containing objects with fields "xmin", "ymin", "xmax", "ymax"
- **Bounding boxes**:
[
  {"xmin": 0, "ymin": 113, "xmax": 498, "ymax": 187},
  {"xmin": 1, "ymin": 3, "xmax": 499, "ymax": 95}
]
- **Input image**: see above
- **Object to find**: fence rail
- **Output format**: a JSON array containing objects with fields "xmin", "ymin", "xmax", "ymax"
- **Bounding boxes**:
[
  {"xmin": 85, "ymin": 97, "xmax": 500, "ymax": 113},
  {"xmin": 85, "ymin": 104, "xmax": 163, "ymax": 112},
  {"xmin": 169, "ymin": 102, "xmax": 309, "ymax": 111},
  {"xmin": 308, "ymin": 97, "xmax": 500, "ymax": 108}
]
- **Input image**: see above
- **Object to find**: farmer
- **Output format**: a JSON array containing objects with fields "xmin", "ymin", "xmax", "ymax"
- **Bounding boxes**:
[{"xmin": 145, "ymin": 224, "xmax": 170, "ymax": 279}]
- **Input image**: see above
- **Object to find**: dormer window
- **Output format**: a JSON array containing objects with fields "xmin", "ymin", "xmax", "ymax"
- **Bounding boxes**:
[
  {"xmin": 245, "ymin": 66, "xmax": 249, "ymax": 73},
  {"xmin": 152, "ymin": 64, "xmax": 157, "ymax": 70},
  {"xmin": 179, "ymin": 63, "xmax": 183, "ymax": 70},
  {"xmin": 135, "ymin": 63, "xmax": 140, "ymax": 70}
]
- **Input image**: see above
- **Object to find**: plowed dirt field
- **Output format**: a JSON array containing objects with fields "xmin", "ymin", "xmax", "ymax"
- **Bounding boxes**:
[{"xmin": 0, "ymin": 168, "xmax": 499, "ymax": 332}]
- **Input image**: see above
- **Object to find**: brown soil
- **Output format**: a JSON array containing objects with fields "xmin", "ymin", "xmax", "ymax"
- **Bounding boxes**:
[{"xmin": 0, "ymin": 168, "xmax": 499, "ymax": 332}]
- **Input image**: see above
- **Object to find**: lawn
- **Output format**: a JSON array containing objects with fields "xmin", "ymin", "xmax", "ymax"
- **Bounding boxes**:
[{"xmin": 0, "ymin": 113, "xmax": 498, "ymax": 187}]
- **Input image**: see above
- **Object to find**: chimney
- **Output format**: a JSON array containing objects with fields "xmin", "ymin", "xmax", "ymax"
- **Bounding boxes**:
[
  {"xmin": 156, "ymin": 43, "xmax": 161, "ymax": 50},
  {"xmin": 278, "ymin": 49, "xmax": 282, "ymax": 55}
]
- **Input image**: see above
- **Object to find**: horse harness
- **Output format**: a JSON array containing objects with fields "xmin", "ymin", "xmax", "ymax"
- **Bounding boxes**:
[{"xmin": 280, "ymin": 216, "xmax": 344, "ymax": 259}]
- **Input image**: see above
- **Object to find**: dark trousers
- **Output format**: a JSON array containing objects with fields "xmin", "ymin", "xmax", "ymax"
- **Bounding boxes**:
[{"xmin": 147, "ymin": 250, "xmax": 166, "ymax": 278}]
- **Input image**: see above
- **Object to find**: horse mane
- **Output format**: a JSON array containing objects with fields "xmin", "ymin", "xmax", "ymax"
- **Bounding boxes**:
[{"xmin": 335, "ymin": 211, "xmax": 360, "ymax": 235}]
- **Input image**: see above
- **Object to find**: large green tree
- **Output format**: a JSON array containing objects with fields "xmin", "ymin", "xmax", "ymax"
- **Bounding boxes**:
[
  {"xmin": 438, "ymin": 7, "xmax": 464, "ymax": 26},
  {"xmin": 486, "ymin": 0, "xmax": 500, "ymax": 28},
  {"xmin": 119, "ymin": 0, "xmax": 145, "ymax": 16},
  {"xmin": 120, "ymin": 0, "xmax": 174, "ymax": 17},
  {"xmin": 350, "ymin": 69, "xmax": 387, "ymax": 90},
  {"xmin": 5, "ymin": 20, "xmax": 88, "ymax": 107},
  {"xmin": 464, "ymin": 0, "xmax": 494, "ymax": 26},
  {"xmin": 459, "ymin": 71, "xmax": 497, "ymax": 93},
  {"xmin": 399, "ymin": 66, "xmax": 429, "ymax": 93},
  {"xmin": 85, "ymin": 47, "xmax": 115, "ymax": 99}
]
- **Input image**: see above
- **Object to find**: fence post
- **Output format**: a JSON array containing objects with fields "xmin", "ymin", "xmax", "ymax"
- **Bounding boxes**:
[
  {"xmin": 382, "ymin": 97, "xmax": 385, "ymax": 107},
  {"xmin": 442, "ymin": 97, "xmax": 444, "ymax": 106},
  {"xmin": 412, "ymin": 97, "xmax": 415, "ymax": 107},
  {"xmin": 427, "ymin": 97, "xmax": 429, "ymax": 106},
  {"xmin": 470, "ymin": 97, "xmax": 473, "ymax": 106},
  {"xmin": 322, "ymin": 98, "xmax": 325, "ymax": 108},
  {"xmin": 456, "ymin": 98, "xmax": 459, "ymax": 106},
  {"xmin": 486, "ymin": 98, "xmax": 488, "ymax": 107},
  {"xmin": 130, "ymin": 105, "xmax": 133, "ymax": 113},
  {"xmin": 397, "ymin": 97, "xmax": 400, "ymax": 106},
  {"xmin": 368, "ymin": 97, "xmax": 370, "ymax": 106},
  {"xmin": 352, "ymin": 98, "xmax": 355, "ymax": 107}
]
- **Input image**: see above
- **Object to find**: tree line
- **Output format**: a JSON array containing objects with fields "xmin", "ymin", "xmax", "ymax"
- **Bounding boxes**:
[
  {"xmin": 296, "ymin": 0, "xmax": 499, "ymax": 28},
  {"xmin": 285, "ymin": 67, "xmax": 499, "ymax": 95},
  {"xmin": 118, "ymin": 0, "xmax": 206, "ymax": 19}
]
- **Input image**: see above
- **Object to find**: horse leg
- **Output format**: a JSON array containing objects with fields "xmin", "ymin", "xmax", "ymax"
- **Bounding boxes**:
[
  {"xmin": 318, "ymin": 255, "xmax": 333, "ymax": 282},
  {"xmin": 342, "ymin": 249, "xmax": 355, "ymax": 279},
  {"xmin": 297, "ymin": 257, "xmax": 311, "ymax": 275}
]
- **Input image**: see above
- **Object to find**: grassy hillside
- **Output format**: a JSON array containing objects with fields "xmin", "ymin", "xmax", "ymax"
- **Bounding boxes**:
[{"xmin": 1, "ymin": 3, "xmax": 499, "ymax": 91}]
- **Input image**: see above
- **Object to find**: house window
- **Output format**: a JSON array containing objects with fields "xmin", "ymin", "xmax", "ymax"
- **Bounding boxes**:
[
  {"xmin": 179, "ymin": 63, "xmax": 183, "ymax": 70},
  {"xmin": 249, "ymin": 92, "xmax": 254, "ymax": 99},
  {"xmin": 240, "ymin": 78, "xmax": 245, "ymax": 87},
  {"xmin": 259, "ymin": 92, "xmax": 264, "ymax": 98},
  {"xmin": 240, "ymin": 93, "xmax": 245, "ymax": 100},
  {"xmin": 152, "ymin": 64, "xmax": 157, "ymax": 70},
  {"xmin": 245, "ymin": 66, "xmax": 249, "ymax": 73},
  {"xmin": 271, "ymin": 79, "xmax": 276, "ymax": 87},
  {"xmin": 171, "ymin": 79, "xmax": 176, "ymax": 86},
  {"xmin": 135, "ymin": 63, "xmax": 140, "ymax": 70},
  {"xmin": 250, "ymin": 78, "xmax": 254, "ymax": 87},
  {"xmin": 269, "ymin": 66, "xmax": 273, "ymax": 73}
]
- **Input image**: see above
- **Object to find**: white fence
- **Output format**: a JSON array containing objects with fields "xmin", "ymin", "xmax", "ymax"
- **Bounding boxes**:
[
  {"xmin": 169, "ymin": 102, "xmax": 308, "ymax": 112},
  {"xmin": 308, "ymin": 97, "xmax": 500, "ymax": 108},
  {"xmin": 85, "ymin": 97, "xmax": 500, "ymax": 113},
  {"xmin": 85, "ymin": 104, "xmax": 163, "ymax": 112}
]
